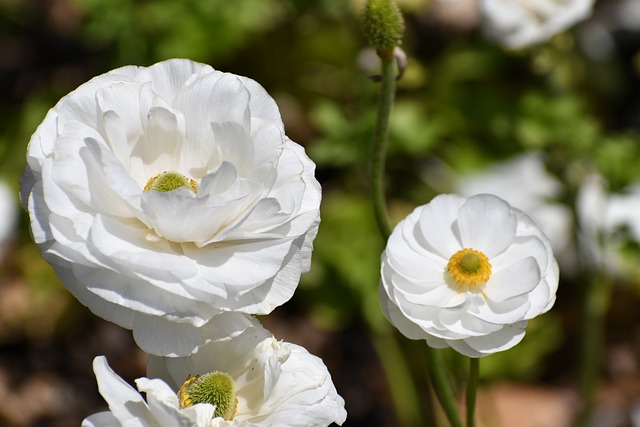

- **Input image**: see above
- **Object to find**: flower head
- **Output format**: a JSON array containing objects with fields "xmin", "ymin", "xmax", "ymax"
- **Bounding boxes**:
[
  {"xmin": 82, "ymin": 320, "xmax": 347, "ymax": 427},
  {"xmin": 479, "ymin": 0, "xmax": 595, "ymax": 49},
  {"xmin": 21, "ymin": 59, "xmax": 321, "ymax": 356},
  {"xmin": 379, "ymin": 194, "xmax": 559, "ymax": 357}
]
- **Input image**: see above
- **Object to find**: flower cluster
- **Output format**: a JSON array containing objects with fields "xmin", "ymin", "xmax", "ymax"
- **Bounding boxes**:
[
  {"xmin": 380, "ymin": 194, "xmax": 559, "ymax": 357},
  {"xmin": 22, "ymin": 59, "xmax": 345, "ymax": 426}
]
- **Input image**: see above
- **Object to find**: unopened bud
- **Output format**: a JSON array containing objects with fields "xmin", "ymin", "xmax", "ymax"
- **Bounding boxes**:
[{"xmin": 361, "ymin": 0, "xmax": 405, "ymax": 57}]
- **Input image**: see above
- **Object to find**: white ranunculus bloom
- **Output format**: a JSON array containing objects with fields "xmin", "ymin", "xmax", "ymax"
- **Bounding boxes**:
[
  {"xmin": 20, "ymin": 59, "xmax": 321, "ymax": 356},
  {"xmin": 479, "ymin": 0, "xmax": 596, "ymax": 49},
  {"xmin": 380, "ymin": 194, "xmax": 559, "ymax": 357},
  {"xmin": 82, "ymin": 320, "xmax": 347, "ymax": 427}
]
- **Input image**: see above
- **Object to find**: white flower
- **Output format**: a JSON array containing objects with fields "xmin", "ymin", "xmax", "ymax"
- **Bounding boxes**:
[
  {"xmin": 20, "ymin": 59, "xmax": 321, "ymax": 356},
  {"xmin": 479, "ymin": 0, "xmax": 596, "ymax": 49},
  {"xmin": 0, "ymin": 180, "xmax": 18, "ymax": 261},
  {"xmin": 577, "ymin": 174, "xmax": 640, "ymax": 275},
  {"xmin": 379, "ymin": 194, "xmax": 559, "ymax": 357},
  {"xmin": 455, "ymin": 153, "xmax": 574, "ymax": 272},
  {"xmin": 82, "ymin": 320, "xmax": 347, "ymax": 427}
]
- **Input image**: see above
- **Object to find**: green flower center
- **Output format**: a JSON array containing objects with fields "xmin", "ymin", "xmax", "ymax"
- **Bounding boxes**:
[
  {"xmin": 447, "ymin": 248, "xmax": 492, "ymax": 288},
  {"xmin": 144, "ymin": 171, "xmax": 197, "ymax": 194},
  {"xmin": 178, "ymin": 372, "xmax": 238, "ymax": 420}
]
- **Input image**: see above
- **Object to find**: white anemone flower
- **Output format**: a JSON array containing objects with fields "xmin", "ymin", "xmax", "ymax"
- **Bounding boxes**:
[
  {"xmin": 20, "ymin": 59, "xmax": 321, "ymax": 356},
  {"xmin": 479, "ymin": 0, "xmax": 596, "ymax": 49},
  {"xmin": 82, "ymin": 320, "xmax": 347, "ymax": 427},
  {"xmin": 380, "ymin": 194, "xmax": 559, "ymax": 357}
]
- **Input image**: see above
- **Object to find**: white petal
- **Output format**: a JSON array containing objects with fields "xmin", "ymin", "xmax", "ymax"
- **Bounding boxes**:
[
  {"xmin": 416, "ymin": 194, "xmax": 466, "ymax": 258},
  {"xmin": 453, "ymin": 321, "xmax": 528, "ymax": 358},
  {"xmin": 91, "ymin": 356, "xmax": 155, "ymax": 425},
  {"xmin": 458, "ymin": 194, "xmax": 517, "ymax": 257},
  {"xmin": 484, "ymin": 256, "xmax": 541, "ymax": 302},
  {"xmin": 81, "ymin": 411, "xmax": 122, "ymax": 427},
  {"xmin": 379, "ymin": 285, "xmax": 430, "ymax": 340},
  {"xmin": 133, "ymin": 312, "xmax": 258, "ymax": 357}
]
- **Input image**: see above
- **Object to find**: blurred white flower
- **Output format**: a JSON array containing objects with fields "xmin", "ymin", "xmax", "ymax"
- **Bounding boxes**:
[
  {"xmin": 456, "ymin": 153, "xmax": 573, "ymax": 271},
  {"xmin": 0, "ymin": 180, "xmax": 18, "ymax": 261},
  {"xmin": 577, "ymin": 175, "xmax": 640, "ymax": 275},
  {"xmin": 83, "ymin": 320, "xmax": 347, "ymax": 427},
  {"xmin": 479, "ymin": 0, "xmax": 596, "ymax": 49},
  {"xmin": 21, "ymin": 59, "xmax": 321, "ymax": 356},
  {"xmin": 380, "ymin": 194, "xmax": 559, "ymax": 357}
]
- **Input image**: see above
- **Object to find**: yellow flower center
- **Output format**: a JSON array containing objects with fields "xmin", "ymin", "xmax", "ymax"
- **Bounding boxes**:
[
  {"xmin": 446, "ymin": 248, "xmax": 492, "ymax": 288},
  {"xmin": 144, "ymin": 171, "xmax": 197, "ymax": 194},
  {"xmin": 178, "ymin": 372, "xmax": 238, "ymax": 420}
]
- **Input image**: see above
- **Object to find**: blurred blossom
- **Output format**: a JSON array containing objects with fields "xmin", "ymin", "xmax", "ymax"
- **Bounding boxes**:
[
  {"xmin": 0, "ymin": 180, "xmax": 18, "ymax": 261},
  {"xmin": 456, "ymin": 153, "xmax": 573, "ymax": 270},
  {"xmin": 578, "ymin": 0, "xmax": 640, "ymax": 61},
  {"xmin": 479, "ymin": 0, "xmax": 596, "ymax": 49},
  {"xmin": 577, "ymin": 174, "xmax": 640, "ymax": 276},
  {"xmin": 20, "ymin": 59, "xmax": 321, "ymax": 357},
  {"xmin": 380, "ymin": 194, "xmax": 559, "ymax": 357},
  {"xmin": 83, "ymin": 319, "xmax": 347, "ymax": 427}
]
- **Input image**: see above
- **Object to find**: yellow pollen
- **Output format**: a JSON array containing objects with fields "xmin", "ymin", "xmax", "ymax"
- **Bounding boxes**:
[{"xmin": 447, "ymin": 248, "xmax": 492, "ymax": 288}]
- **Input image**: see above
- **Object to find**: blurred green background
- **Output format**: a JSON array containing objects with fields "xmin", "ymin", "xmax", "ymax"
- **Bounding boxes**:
[{"xmin": 2, "ymin": 0, "xmax": 640, "ymax": 426}]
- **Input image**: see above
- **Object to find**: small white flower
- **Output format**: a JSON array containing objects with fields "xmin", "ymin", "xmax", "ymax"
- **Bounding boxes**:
[
  {"xmin": 21, "ymin": 59, "xmax": 321, "ymax": 356},
  {"xmin": 479, "ymin": 0, "xmax": 596, "ymax": 49},
  {"xmin": 380, "ymin": 194, "xmax": 559, "ymax": 357},
  {"xmin": 82, "ymin": 320, "xmax": 347, "ymax": 427}
]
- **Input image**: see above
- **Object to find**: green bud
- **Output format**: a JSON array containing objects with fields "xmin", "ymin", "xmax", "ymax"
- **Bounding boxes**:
[{"xmin": 361, "ymin": 0, "xmax": 404, "ymax": 55}]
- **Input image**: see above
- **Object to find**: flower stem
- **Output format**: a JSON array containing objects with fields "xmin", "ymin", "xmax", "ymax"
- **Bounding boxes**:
[
  {"xmin": 371, "ymin": 54, "xmax": 396, "ymax": 239},
  {"xmin": 371, "ymin": 325, "xmax": 424, "ymax": 426},
  {"xmin": 425, "ymin": 346, "xmax": 463, "ymax": 427},
  {"xmin": 466, "ymin": 358, "xmax": 479, "ymax": 427},
  {"xmin": 576, "ymin": 271, "xmax": 612, "ymax": 427}
]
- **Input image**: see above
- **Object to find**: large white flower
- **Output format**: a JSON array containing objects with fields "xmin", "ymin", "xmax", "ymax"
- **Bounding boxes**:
[
  {"xmin": 479, "ymin": 0, "xmax": 596, "ymax": 49},
  {"xmin": 20, "ymin": 59, "xmax": 321, "ymax": 356},
  {"xmin": 380, "ymin": 194, "xmax": 559, "ymax": 357},
  {"xmin": 82, "ymin": 320, "xmax": 347, "ymax": 427}
]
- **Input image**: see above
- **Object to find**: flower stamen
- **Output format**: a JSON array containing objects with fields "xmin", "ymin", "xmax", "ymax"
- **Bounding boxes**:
[
  {"xmin": 447, "ymin": 248, "xmax": 492, "ymax": 288},
  {"xmin": 144, "ymin": 171, "xmax": 197, "ymax": 194},
  {"xmin": 178, "ymin": 372, "xmax": 238, "ymax": 420}
]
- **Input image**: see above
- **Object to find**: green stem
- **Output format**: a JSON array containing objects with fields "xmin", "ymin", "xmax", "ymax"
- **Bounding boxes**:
[
  {"xmin": 371, "ymin": 54, "xmax": 396, "ymax": 239},
  {"xmin": 371, "ymin": 324, "xmax": 425, "ymax": 426},
  {"xmin": 426, "ymin": 346, "xmax": 463, "ymax": 427},
  {"xmin": 466, "ymin": 358, "xmax": 479, "ymax": 427},
  {"xmin": 575, "ymin": 271, "xmax": 612, "ymax": 427}
]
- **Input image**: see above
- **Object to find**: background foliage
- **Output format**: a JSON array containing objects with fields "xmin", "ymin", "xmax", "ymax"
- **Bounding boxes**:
[{"xmin": 1, "ymin": 0, "xmax": 640, "ymax": 426}]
